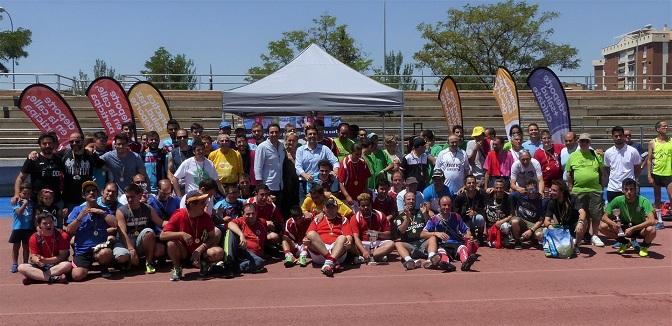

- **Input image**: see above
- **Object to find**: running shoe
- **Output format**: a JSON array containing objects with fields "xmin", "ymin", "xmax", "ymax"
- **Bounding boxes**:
[
  {"xmin": 514, "ymin": 241, "xmax": 523, "ymax": 250},
  {"xmin": 101, "ymin": 267, "xmax": 112, "ymax": 278},
  {"xmin": 403, "ymin": 259, "xmax": 416, "ymax": 270},
  {"xmin": 199, "ymin": 260, "xmax": 210, "ymax": 277},
  {"xmin": 617, "ymin": 242, "xmax": 630, "ymax": 254},
  {"xmin": 283, "ymin": 255, "xmax": 295, "ymax": 268},
  {"xmin": 321, "ymin": 261, "xmax": 334, "ymax": 277},
  {"xmin": 655, "ymin": 221, "xmax": 664, "ymax": 230},
  {"xmin": 297, "ymin": 255, "xmax": 308, "ymax": 267},
  {"xmin": 639, "ymin": 246, "xmax": 649, "ymax": 258},
  {"xmin": 10, "ymin": 263, "xmax": 18, "ymax": 273},
  {"xmin": 353, "ymin": 255, "xmax": 366, "ymax": 265},
  {"xmin": 49, "ymin": 275, "xmax": 68, "ymax": 284},
  {"xmin": 611, "ymin": 241, "xmax": 622, "ymax": 249},
  {"xmin": 22, "ymin": 277, "xmax": 31, "ymax": 285},
  {"xmin": 591, "ymin": 235, "xmax": 605, "ymax": 247},
  {"xmin": 170, "ymin": 267, "xmax": 183, "ymax": 281},
  {"xmin": 145, "ymin": 262, "xmax": 156, "ymax": 274},
  {"xmin": 460, "ymin": 254, "xmax": 478, "ymax": 271}
]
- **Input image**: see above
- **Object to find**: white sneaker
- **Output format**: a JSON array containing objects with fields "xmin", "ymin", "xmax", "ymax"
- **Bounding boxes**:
[{"xmin": 591, "ymin": 235, "xmax": 604, "ymax": 247}]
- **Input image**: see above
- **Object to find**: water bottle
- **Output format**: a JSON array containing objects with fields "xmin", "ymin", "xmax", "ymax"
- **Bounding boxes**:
[{"xmin": 613, "ymin": 208, "xmax": 625, "ymax": 237}]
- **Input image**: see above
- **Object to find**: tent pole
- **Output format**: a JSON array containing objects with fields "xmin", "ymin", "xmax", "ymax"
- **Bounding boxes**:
[{"xmin": 400, "ymin": 111, "xmax": 405, "ymax": 154}]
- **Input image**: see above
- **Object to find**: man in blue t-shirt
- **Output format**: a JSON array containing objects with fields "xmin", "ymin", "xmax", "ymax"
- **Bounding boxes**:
[
  {"xmin": 421, "ymin": 196, "xmax": 478, "ymax": 271},
  {"xmin": 148, "ymin": 180, "xmax": 181, "ymax": 228},
  {"xmin": 66, "ymin": 181, "xmax": 127, "ymax": 281},
  {"xmin": 422, "ymin": 169, "xmax": 453, "ymax": 212}
]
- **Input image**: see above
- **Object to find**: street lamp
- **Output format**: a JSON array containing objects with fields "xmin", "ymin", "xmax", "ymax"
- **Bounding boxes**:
[{"xmin": 0, "ymin": 7, "xmax": 15, "ymax": 89}]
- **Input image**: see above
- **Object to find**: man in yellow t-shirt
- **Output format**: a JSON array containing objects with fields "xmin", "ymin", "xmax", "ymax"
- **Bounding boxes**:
[
  {"xmin": 302, "ymin": 184, "xmax": 353, "ymax": 220},
  {"xmin": 208, "ymin": 134, "xmax": 243, "ymax": 186},
  {"xmin": 647, "ymin": 120, "xmax": 672, "ymax": 210}
]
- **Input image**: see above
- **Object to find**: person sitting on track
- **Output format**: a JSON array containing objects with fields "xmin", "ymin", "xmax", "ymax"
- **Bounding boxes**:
[
  {"xmin": 392, "ymin": 191, "xmax": 432, "ymax": 270},
  {"xmin": 67, "ymin": 181, "xmax": 124, "ymax": 281},
  {"xmin": 282, "ymin": 206, "xmax": 313, "ymax": 268},
  {"xmin": 304, "ymin": 198, "xmax": 353, "ymax": 277},
  {"xmin": 348, "ymin": 193, "xmax": 395, "ymax": 264},
  {"xmin": 160, "ymin": 190, "xmax": 224, "ymax": 281},
  {"xmin": 226, "ymin": 203, "xmax": 278, "ymax": 274},
  {"xmin": 510, "ymin": 180, "xmax": 545, "ymax": 248},
  {"xmin": 421, "ymin": 196, "xmax": 479, "ymax": 271},
  {"xmin": 18, "ymin": 213, "xmax": 72, "ymax": 285},
  {"xmin": 599, "ymin": 178, "xmax": 657, "ymax": 257},
  {"xmin": 543, "ymin": 180, "xmax": 589, "ymax": 255}
]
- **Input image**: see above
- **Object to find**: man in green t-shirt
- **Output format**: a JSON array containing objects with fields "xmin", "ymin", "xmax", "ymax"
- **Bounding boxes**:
[
  {"xmin": 599, "ymin": 178, "xmax": 657, "ymax": 257},
  {"xmin": 566, "ymin": 133, "xmax": 605, "ymax": 247},
  {"xmin": 363, "ymin": 134, "xmax": 393, "ymax": 190}
]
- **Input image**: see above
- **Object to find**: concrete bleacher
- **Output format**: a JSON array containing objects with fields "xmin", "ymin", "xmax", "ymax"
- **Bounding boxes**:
[{"xmin": 0, "ymin": 89, "xmax": 670, "ymax": 160}]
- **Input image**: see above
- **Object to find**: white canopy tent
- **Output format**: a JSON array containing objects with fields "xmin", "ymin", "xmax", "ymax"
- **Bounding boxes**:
[{"xmin": 222, "ymin": 43, "xmax": 405, "ymax": 137}]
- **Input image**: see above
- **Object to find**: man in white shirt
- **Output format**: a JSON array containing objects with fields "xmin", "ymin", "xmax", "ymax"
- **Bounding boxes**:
[
  {"xmin": 560, "ymin": 131, "xmax": 578, "ymax": 181},
  {"xmin": 435, "ymin": 135, "xmax": 470, "ymax": 194},
  {"xmin": 603, "ymin": 126, "xmax": 642, "ymax": 202},
  {"xmin": 510, "ymin": 150, "xmax": 543, "ymax": 195}
]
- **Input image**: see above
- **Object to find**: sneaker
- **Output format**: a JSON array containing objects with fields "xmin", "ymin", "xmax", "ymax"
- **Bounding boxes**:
[
  {"xmin": 639, "ymin": 246, "xmax": 649, "ymax": 257},
  {"xmin": 414, "ymin": 259, "xmax": 423, "ymax": 269},
  {"xmin": 49, "ymin": 275, "xmax": 68, "ymax": 284},
  {"xmin": 353, "ymin": 255, "xmax": 366, "ymax": 265},
  {"xmin": 514, "ymin": 241, "xmax": 523, "ymax": 250},
  {"xmin": 199, "ymin": 260, "xmax": 210, "ymax": 277},
  {"xmin": 617, "ymin": 242, "xmax": 630, "ymax": 254},
  {"xmin": 429, "ymin": 253, "xmax": 442, "ymax": 268},
  {"xmin": 22, "ymin": 277, "xmax": 31, "ymax": 285},
  {"xmin": 101, "ymin": 267, "xmax": 112, "ymax": 278},
  {"xmin": 145, "ymin": 262, "xmax": 156, "ymax": 274},
  {"xmin": 321, "ymin": 261, "xmax": 334, "ymax": 277},
  {"xmin": 170, "ymin": 267, "xmax": 183, "ymax": 281},
  {"xmin": 460, "ymin": 254, "xmax": 478, "ymax": 271},
  {"xmin": 10, "ymin": 263, "xmax": 18, "ymax": 273},
  {"xmin": 439, "ymin": 260, "xmax": 456, "ymax": 272},
  {"xmin": 655, "ymin": 221, "xmax": 664, "ymax": 230},
  {"xmin": 611, "ymin": 241, "xmax": 623, "ymax": 249},
  {"xmin": 403, "ymin": 259, "xmax": 416, "ymax": 270},
  {"xmin": 283, "ymin": 255, "xmax": 295, "ymax": 268},
  {"xmin": 297, "ymin": 255, "xmax": 308, "ymax": 267},
  {"xmin": 630, "ymin": 239, "xmax": 641, "ymax": 251},
  {"xmin": 591, "ymin": 235, "xmax": 605, "ymax": 247}
]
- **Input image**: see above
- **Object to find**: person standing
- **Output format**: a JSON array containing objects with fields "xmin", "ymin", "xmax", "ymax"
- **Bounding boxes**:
[
  {"xmin": 254, "ymin": 123, "xmax": 285, "ymax": 208},
  {"xmin": 172, "ymin": 140, "xmax": 224, "ymax": 197},
  {"xmin": 101, "ymin": 134, "xmax": 146, "ymax": 194},
  {"xmin": 483, "ymin": 136, "xmax": 514, "ymax": 191},
  {"xmin": 400, "ymin": 137, "xmax": 435, "ymax": 190},
  {"xmin": 142, "ymin": 131, "xmax": 168, "ymax": 194},
  {"xmin": 210, "ymin": 134, "xmax": 243, "ymax": 187},
  {"xmin": 13, "ymin": 133, "xmax": 64, "ymax": 207},
  {"xmin": 603, "ymin": 126, "xmax": 642, "ymax": 201},
  {"xmin": 646, "ymin": 120, "xmax": 672, "ymax": 211},
  {"xmin": 560, "ymin": 131, "xmax": 578, "ymax": 181},
  {"xmin": 295, "ymin": 126, "xmax": 339, "ymax": 203},
  {"xmin": 566, "ymin": 133, "xmax": 605, "ymax": 247},
  {"xmin": 522, "ymin": 123, "xmax": 542, "ymax": 153},
  {"xmin": 466, "ymin": 126, "xmax": 489, "ymax": 186},
  {"xmin": 435, "ymin": 135, "xmax": 470, "ymax": 195},
  {"xmin": 534, "ymin": 130, "xmax": 564, "ymax": 197}
]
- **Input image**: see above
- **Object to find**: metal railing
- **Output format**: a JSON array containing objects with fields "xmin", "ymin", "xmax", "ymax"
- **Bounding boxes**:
[{"xmin": 0, "ymin": 72, "xmax": 670, "ymax": 93}]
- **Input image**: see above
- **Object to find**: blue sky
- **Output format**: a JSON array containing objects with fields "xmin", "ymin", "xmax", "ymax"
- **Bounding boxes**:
[{"xmin": 1, "ymin": 0, "xmax": 670, "ymax": 89}]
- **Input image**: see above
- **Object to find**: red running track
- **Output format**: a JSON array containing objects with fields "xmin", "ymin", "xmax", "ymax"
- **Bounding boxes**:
[{"xmin": 0, "ymin": 218, "xmax": 670, "ymax": 325}]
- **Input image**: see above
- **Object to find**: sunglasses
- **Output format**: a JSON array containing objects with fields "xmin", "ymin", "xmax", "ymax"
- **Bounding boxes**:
[
  {"xmin": 70, "ymin": 140, "xmax": 82, "ymax": 145},
  {"xmin": 177, "ymin": 136, "xmax": 188, "ymax": 140}
]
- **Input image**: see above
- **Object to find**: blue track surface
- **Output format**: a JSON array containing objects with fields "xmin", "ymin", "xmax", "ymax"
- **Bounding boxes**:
[{"xmin": 0, "ymin": 188, "xmax": 667, "ymax": 218}]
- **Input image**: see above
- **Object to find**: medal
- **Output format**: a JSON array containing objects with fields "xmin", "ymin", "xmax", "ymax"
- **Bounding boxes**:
[
  {"xmin": 329, "ymin": 232, "xmax": 335, "ymax": 236},
  {"xmin": 195, "ymin": 238, "xmax": 201, "ymax": 244},
  {"xmin": 119, "ymin": 177, "xmax": 124, "ymax": 183},
  {"xmin": 133, "ymin": 230, "xmax": 140, "ymax": 237},
  {"xmin": 93, "ymin": 230, "xmax": 99, "ymax": 236},
  {"xmin": 73, "ymin": 175, "xmax": 81, "ymax": 180}
]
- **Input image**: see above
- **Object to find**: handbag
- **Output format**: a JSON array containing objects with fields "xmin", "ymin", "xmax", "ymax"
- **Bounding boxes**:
[{"xmin": 543, "ymin": 227, "xmax": 574, "ymax": 259}]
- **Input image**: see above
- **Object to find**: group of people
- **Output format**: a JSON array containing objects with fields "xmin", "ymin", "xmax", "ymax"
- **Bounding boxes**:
[{"xmin": 7, "ymin": 116, "xmax": 670, "ymax": 283}]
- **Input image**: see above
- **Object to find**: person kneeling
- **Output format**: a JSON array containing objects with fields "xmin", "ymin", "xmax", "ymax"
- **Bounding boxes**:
[
  {"xmin": 304, "ymin": 198, "xmax": 353, "ymax": 277},
  {"xmin": 18, "ymin": 213, "xmax": 72, "ymax": 285},
  {"xmin": 599, "ymin": 178, "xmax": 657, "ymax": 257},
  {"xmin": 225, "ymin": 203, "xmax": 275, "ymax": 274},
  {"xmin": 160, "ymin": 191, "xmax": 224, "ymax": 281}
]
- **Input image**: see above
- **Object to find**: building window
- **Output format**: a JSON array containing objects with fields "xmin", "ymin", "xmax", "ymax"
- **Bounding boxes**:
[
  {"xmin": 643, "ymin": 65, "xmax": 647, "ymax": 74},
  {"xmin": 642, "ymin": 45, "xmax": 647, "ymax": 59},
  {"xmin": 643, "ymin": 79, "xmax": 647, "ymax": 90}
]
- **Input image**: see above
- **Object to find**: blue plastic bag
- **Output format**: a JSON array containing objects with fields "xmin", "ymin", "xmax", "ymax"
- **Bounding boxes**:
[{"xmin": 543, "ymin": 227, "xmax": 574, "ymax": 259}]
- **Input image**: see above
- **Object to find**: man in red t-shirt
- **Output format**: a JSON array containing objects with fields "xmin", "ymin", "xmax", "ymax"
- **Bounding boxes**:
[
  {"xmin": 305, "ymin": 198, "xmax": 353, "ymax": 276},
  {"xmin": 349, "ymin": 193, "xmax": 395, "ymax": 264},
  {"xmin": 246, "ymin": 184, "xmax": 284, "ymax": 234},
  {"xmin": 338, "ymin": 143, "xmax": 371, "ymax": 205},
  {"xmin": 226, "ymin": 203, "xmax": 275, "ymax": 274},
  {"xmin": 160, "ymin": 191, "xmax": 224, "ymax": 281},
  {"xmin": 533, "ymin": 130, "xmax": 564, "ymax": 196},
  {"xmin": 282, "ymin": 206, "xmax": 313, "ymax": 268},
  {"xmin": 373, "ymin": 178, "xmax": 397, "ymax": 221},
  {"xmin": 18, "ymin": 213, "xmax": 71, "ymax": 284}
]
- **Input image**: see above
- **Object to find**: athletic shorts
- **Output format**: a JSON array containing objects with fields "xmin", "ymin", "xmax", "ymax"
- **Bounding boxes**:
[
  {"xmin": 652, "ymin": 174, "xmax": 672, "ymax": 188},
  {"xmin": 8, "ymin": 229, "xmax": 33, "ymax": 243},
  {"xmin": 119, "ymin": 228, "xmax": 155, "ymax": 257},
  {"xmin": 308, "ymin": 243, "xmax": 348, "ymax": 265},
  {"xmin": 573, "ymin": 192, "xmax": 603, "ymax": 222},
  {"xmin": 362, "ymin": 240, "xmax": 393, "ymax": 251},
  {"xmin": 397, "ymin": 239, "xmax": 429, "ymax": 259}
]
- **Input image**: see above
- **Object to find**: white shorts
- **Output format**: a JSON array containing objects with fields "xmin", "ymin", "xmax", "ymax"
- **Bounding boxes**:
[
  {"xmin": 362, "ymin": 240, "xmax": 393, "ymax": 250},
  {"xmin": 292, "ymin": 243, "xmax": 306, "ymax": 255},
  {"xmin": 309, "ymin": 243, "xmax": 347, "ymax": 265}
]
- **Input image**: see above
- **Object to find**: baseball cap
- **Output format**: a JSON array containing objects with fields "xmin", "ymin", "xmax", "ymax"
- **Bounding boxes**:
[
  {"xmin": 219, "ymin": 121, "xmax": 231, "ymax": 130},
  {"xmin": 325, "ymin": 198, "xmax": 338, "ymax": 207},
  {"xmin": 367, "ymin": 132, "xmax": 378, "ymax": 140},
  {"xmin": 185, "ymin": 190, "xmax": 209, "ymax": 204},
  {"xmin": 81, "ymin": 180, "xmax": 98, "ymax": 193},
  {"xmin": 471, "ymin": 126, "xmax": 485, "ymax": 137},
  {"xmin": 578, "ymin": 133, "xmax": 591, "ymax": 141},
  {"xmin": 432, "ymin": 169, "xmax": 445, "ymax": 179},
  {"xmin": 412, "ymin": 137, "xmax": 426, "ymax": 148},
  {"xmin": 405, "ymin": 177, "xmax": 418, "ymax": 185}
]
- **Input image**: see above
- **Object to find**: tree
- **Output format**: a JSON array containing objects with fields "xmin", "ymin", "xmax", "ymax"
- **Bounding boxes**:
[
  {"xmin": 141, "ymin": 47, "xmax": 196, "ymax": 90},
  {"xmin": 414, "ymin": 0, "xmax": 579, "ymax": 87},
  {"xmin": 0, "ymin": 27, "xmax": 32, "ymax": 73},
  {"xmin": 247, "ymin": 14, "xmax": 372, "ymax": 81},
  {"xmin": 93, "ymin": 59, "xmax": 117, "ymax": 79},
  {"xmin": 373, "ymin": 51, "xmax": 417, "ymax": 90}
]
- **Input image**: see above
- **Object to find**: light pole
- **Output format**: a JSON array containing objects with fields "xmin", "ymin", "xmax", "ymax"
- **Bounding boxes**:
[{"xmin": 0, "ymin": 7, "xmax": 15, "ymax": 90}]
